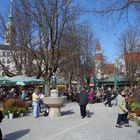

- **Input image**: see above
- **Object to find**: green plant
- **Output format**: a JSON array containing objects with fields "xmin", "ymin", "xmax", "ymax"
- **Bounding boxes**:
[
  {"xmin": 137, "ymin": 119, "xmax": 140, "ymax": 126},
  {"xmin": 3, "ymin": 108, "xmax": 9, "ymax": 115},
  {"xmin": 13, "ymin": 107, "xmax": 19, "ymax": 114},
  {"xmin": 8, "ymin": 107, "xmax": 14, "ymax": 113},
  {"xmin": 18, "ymin": 107, "xmax": 26, "ymax": 114}
]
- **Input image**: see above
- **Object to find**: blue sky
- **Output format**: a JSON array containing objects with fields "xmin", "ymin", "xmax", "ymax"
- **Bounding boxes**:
[
  {"xmin": 76, "ymin": 0, "xmax": 137, "ymax": 62},
  {"xmin": 0, "ymin": 0, "xmax": 137, "ymax": 63}
]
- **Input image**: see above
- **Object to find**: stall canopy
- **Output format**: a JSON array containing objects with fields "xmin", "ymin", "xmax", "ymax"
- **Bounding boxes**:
[
  {"xmin": 7, "ymin": 75, "xmax": 44, "ymax": 85},
  {"xmin": 98, "ymin": 75, "xmax": 129, "ymax": 86},
  {"xmin": 0, "ymin": 76, "xmax": 15, "ymax": 86}
]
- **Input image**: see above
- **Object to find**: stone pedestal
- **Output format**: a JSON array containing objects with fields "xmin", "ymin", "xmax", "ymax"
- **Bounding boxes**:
[
  {"xmin": 43, "ymin": 89, "xmax": 66, "ymax": 118},
  {"xmin": 49, "ymin": 107, "xmax": 61, "ymax": 117}
]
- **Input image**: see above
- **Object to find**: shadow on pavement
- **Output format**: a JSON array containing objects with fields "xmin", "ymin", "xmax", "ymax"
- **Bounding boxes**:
[
  {"xmin": 4, "ymin": 129, "xmax": 30, "ymax": 140},
  {"xmin": 138, "ymin": 130, "xmax": 140, "ymax": 134},
  {"xmin": 61, "ymin": 109, "xmax": 75, "ymax": 116},
  {"xmin": 89, "ymin": 112, "xmax": 94, "ymax": 116}
]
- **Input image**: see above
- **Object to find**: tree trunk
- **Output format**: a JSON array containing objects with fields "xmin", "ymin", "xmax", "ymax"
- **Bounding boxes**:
[{"xmin": 45, "ymin": 80, "xmax": 50, "ymax": 96}]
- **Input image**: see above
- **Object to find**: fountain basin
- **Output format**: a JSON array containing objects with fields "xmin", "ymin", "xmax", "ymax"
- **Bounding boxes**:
[
  {"xmin": 43, "ymin": 90, "xmax": 66, "ymax": 118},
  {"xmin": 43, "ymin": 97, "xmax": 64, "ymax": 107}
]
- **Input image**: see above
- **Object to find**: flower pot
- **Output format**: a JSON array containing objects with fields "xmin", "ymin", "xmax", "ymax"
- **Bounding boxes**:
[
  {"xmin": 9, "ymin": 113, "xmax": 14, "ymax": 119},
  {"xmin": 19, "ymin": 113, "xmax": 24, "ymax": 117},
  {"xmin": 4, "ymin": 115, "xmax": 8, "ymax": 119}
]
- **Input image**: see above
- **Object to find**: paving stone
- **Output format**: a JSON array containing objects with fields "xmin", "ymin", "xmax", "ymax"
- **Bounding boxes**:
[{"xmin": 1, "ymin": 102, "xmax": 140, "ymax": 140}]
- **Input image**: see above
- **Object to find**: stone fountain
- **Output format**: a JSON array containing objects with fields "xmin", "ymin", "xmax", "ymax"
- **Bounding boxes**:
[{"xmin": 43, "ymin": 73, "xmax": 66, "ymax": 118}]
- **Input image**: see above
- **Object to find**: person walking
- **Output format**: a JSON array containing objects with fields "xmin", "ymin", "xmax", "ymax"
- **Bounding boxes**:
[
  {"xmin": 77, "ymin": 87, "xmax": 89, "ymax": 119},
  {"xmin": 115, "ymin": 91, "xmax": 130, "ymax": 128},
  {"xmin": 87, "ymin": 89, "xmax": 93, "ymax": 104},
  {"xmin": 32, "ymin": 88, "xmax": 43, "ymax": 118},
  {"xmin": 104, "ymin": 87, "xmax": 112, "ymax": 107}
]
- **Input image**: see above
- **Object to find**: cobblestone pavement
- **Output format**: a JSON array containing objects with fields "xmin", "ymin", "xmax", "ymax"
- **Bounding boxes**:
[{"xmin": 1, "ymin": 102, "xmax": 140, "ymax": 140}]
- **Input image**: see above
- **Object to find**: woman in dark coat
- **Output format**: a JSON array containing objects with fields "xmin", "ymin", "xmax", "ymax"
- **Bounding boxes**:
[{"xmin": 77, "ymin": 87, "xmax": 89, "ymax": 119}]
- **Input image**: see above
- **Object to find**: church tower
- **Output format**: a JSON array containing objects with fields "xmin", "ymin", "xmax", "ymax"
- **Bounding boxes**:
[
  {"xmin": 4, "ymin": 0, "xmax": 16, "ymax": 46},
  {"xmin": 122, "ymin": 47, "xmax": 127, "ymax": 74},
  {"xmin": 95, "ymin": 40, "xmax": 103, "ymax": 79}
]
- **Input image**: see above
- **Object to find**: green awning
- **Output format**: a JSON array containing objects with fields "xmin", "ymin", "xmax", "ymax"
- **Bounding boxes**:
[
  {"xmin": 102, "ymin": 75, "xmax": 128, "ymax": 83},
  {"xmin": 0, "ymin": 76, "xmax": 15, "ymax": 86},
  {"xmin": 7, "ymin": 75, "xmax": 44, "ymax": 85}
]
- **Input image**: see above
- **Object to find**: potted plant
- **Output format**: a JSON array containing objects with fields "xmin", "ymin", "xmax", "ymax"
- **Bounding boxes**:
[
  {"xmin": 18, "ymin": 107, "xmax": 26, "ymax": 117},
  {"xmin": 8, "ymin": 108, "xmax": 14, "ymax": 119},
  {"xmin": 3, "ymin": 108, "xmax": 9, "ymax": 119},
  {"xmin": 13, "ymin": 107, "xmax": 19, "ymax": 118}
]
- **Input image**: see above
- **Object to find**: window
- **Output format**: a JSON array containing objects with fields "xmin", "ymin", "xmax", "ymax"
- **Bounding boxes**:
[
  {"xmin": 7, "ymin": 52, "xmax": 10, "ymax": 57},
  {"xmin": 2, "ymin": 52, "xmax": 6, "ymax": 57},
  {"xmin": 7, "ymin": 59, "xmax": 11, "ymax": 64},
  {"xmin": 2, "ymin": 59, "xmax": 5, "ymax": 63}
]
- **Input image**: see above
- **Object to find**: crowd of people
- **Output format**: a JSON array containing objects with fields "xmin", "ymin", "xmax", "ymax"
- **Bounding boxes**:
[
  {"xmin": 76, "ymin": 85, "xmax": 139, "ymax": 129},
  {"xmin": 0, "ymin": 87, "xmax": 34, "ymax": 101},
  {"xmin": 0, "ymin": 84, "xmax": 138, "ymax": 136}
]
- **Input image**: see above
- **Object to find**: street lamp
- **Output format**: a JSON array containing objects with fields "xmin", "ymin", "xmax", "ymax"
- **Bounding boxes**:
[{"xmin": 93, "ymin": 74, "xmax": 96, "ymax": 90}]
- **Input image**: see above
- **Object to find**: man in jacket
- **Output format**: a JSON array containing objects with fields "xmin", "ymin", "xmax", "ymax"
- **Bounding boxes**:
[
  {"xmin": 115, "ymin": 91, "xmax": 130, "ymax": 128},
  {"xmin": 104, "ymin": 87, "xmax": 112, "ymax": 107},
  {"xmin": 77, "ymin": 87, "xmax": 89, "ymax": 119}
]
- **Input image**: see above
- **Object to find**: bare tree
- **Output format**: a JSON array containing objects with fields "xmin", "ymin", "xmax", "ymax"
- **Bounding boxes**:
[
  {"xmin": 58, "ymin": 25, "xmax": 82, "ymax": 88},
  {"xmin": 31, "ymin": 0, "xmax": 80, "ymax": 95},
  {"xmin": 0, "ymin": 0, "xmax": 81, "ymax": 96},
  {"xmin": 91, "ymin": 0, "xmax": 140, "ymax": 25},
  {"xmin": 118, "ymin": 27, "xmax": 140, "ymax": 85},
  {"xmin": 58, "ymin": 24, "xmax": 97, "ymax": 88},
  {"xmin": 0, "ymin": 0, "xmax": 99, "ymax": 94},
  {"xmin": 78, "ymin": 25, "xmax": 96, "ymax": 87}
]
